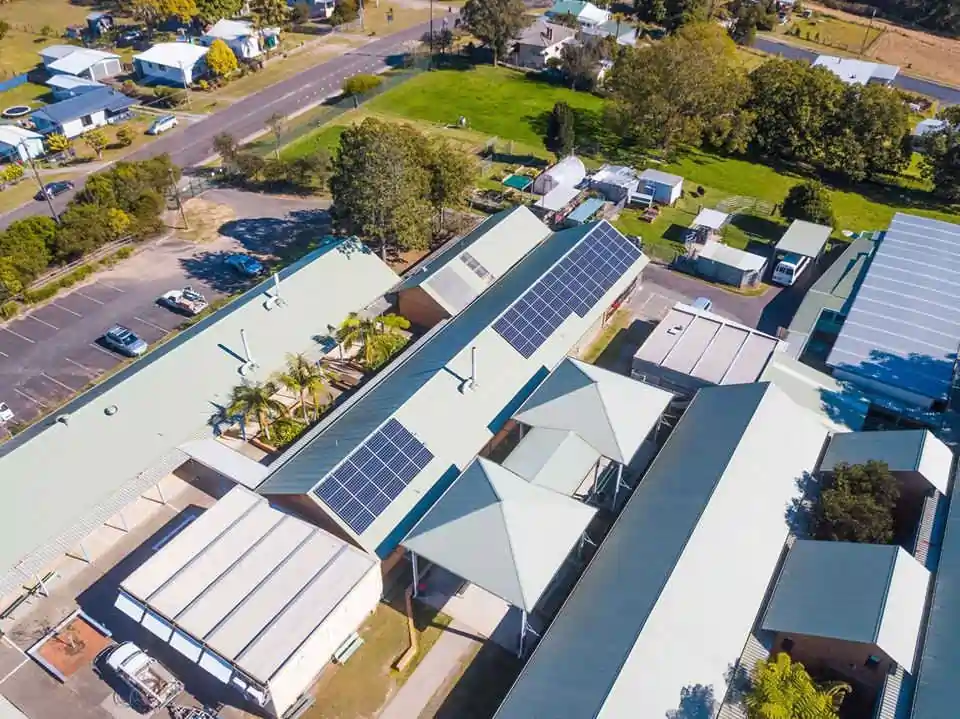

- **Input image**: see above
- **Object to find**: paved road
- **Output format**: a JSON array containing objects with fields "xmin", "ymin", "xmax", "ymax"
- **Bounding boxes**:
[
  {"xmin": 0, "ymin": 190, "xmax": 329, "ymax": 430},
  {"xmin": 752, "ymin": 36, "xmax": 960, "ymax": 104},
  {"xmin": 1, "ymin": 20, "xmax": 436, "ymax": 229}
]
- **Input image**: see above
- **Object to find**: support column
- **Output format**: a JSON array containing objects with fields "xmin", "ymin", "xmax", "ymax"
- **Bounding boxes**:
[
  {"xmin": 411, "ymin": 552, "xmax": 419, "ymax": 598},
  {"xmin": 156, "ymin": 482, "xmax": 166, "ymax": 505},
  {"xmin": 612, "ymin": 464, "xmax": 624, "ymax": 509},
  {"xmin": 35, "ymin": 574, "xmax": 48, "ymax": 598},
  {"xmin": 518, "ymin": 609, "xmax": 527, "ymax": 658}
]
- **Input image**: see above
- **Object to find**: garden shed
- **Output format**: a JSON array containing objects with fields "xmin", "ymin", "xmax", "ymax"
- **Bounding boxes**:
[
  {"xmin": 695, "ymin": 241, "xmax": 766, "ymax": 289},
  {"xmin": 533, "ymin": 156, "xmax": 586, "ymax": 195},
  {"xmin": 638, "ymin": 169, "xmax": 683, "ymax": 205}
]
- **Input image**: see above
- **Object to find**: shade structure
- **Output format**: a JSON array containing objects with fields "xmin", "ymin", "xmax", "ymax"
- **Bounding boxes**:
[{"xmin": 403, "ymin": 458, "xmax": 596, "ymax": 612}]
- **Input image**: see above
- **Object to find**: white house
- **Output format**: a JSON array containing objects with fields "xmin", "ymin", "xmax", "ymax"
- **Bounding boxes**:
[
  {"xmin": 30, "ymin": 87, "xmax": 135, "ymax": 139},
  {"xmin": 812, "ymin": 55, "xmax": 900, "ymax": 85},
  {"xmin": 134, "ymin": 43, "xmax": 209, "ymax": 86},
  {"xmin": 0, "ymin": 126, "xmax": 45, "ymax": 162},
  {"xmin": 545, "ymin": 0, "xmax": 611, "ymax": 27},
  {"xmin": 513, "ymin": 19, "xmax": 578, "ymax": 70},
  {"xmin": 39, "ymin": 45, "xmax": 122, "ymax": 81},
  {"xmin": 202, "ymin": 18, "xmax": 261, "ymax": 60}
]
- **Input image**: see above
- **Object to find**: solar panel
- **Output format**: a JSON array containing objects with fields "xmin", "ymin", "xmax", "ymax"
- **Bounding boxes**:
[
  {"xmin": 493, "ymin": 223, "xmax": 642, "ymax": 358},
  {"xmin": 313, "ymin": 418, "xmax": 433, "ymax": 535}
]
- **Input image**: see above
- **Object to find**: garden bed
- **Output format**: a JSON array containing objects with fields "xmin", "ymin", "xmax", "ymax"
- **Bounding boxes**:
[{"xmin": 29, "ymin": 610, "xmax": 112, "ymax": 681}]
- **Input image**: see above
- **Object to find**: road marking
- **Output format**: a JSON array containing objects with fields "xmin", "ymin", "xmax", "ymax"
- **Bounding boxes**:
[
  {"xmin": 27, "ymin": 315, "xmax": 58, "ymax": 331},
  {"xmin": 42, "ymin": 372, "xmax": 77, "ymax": 393},
  {"xmin": 14, "ymin": 388, "xmax": 44, "ymax": 406},
  {"xmin": 99, "ymin": 282, "xmax": 124, "ymax": 293},
  {"xmin": 75, "ymin": 291, "xmax": 105, "ymax": 305},
  {"xmin": 52, "ymin": 302, "xmax": 82, "ymax": 317},
  {"xmin": 89, "ymin": 342, "xmax": 119, "ymax": 359},
  {"xmin": 1, "ymin": 327, "xmax": 35, "ymax": 344},
  {"xmin": 0, "ymin": 350, "xmax": 7, "ymax": 358},
  {"xmin": 65, "ymin": 356, "xmax": 98, "ymax": 374},
  {"xmin": 133, "ymin": 316, "xmax": 170, "ymax": 333}
]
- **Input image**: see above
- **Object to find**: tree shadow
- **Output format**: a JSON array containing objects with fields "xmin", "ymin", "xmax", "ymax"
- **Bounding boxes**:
[
  {"xmin": 730, "ymin": 214, "xmax": 785, "ymax": 243},
  {"xmin": 433, "ymin": 641, "xmax": 522, "ymax": 719},
  {"xmin": 179, "ymin": 250, "xmax": 256, "ymax": 294},
  {"xmin": 785, "ymin": 471, "xmax": 820, "ymax": 537},
  {"xmin": 666, "ymin": 684, "xmax": 717, "ymax": 719}
]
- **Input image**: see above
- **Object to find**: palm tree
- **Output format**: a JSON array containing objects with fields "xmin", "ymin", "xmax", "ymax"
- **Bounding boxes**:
[
  {"xmin": 275, "ymin": 353, "xmax": 315, "ymax": 422},
  {"xmin": 336, "ymin": 312, "xmax": 411, "ymax": 368},
  {"xmin": 305, "ymin": 360, "xmax": 340, "ymax": 421},
  {"xmin": 745, "ymin": 653, "xmax": 850, "ymax": 719},
  {"xmin": 226, "ymin": 380, "xmax": 286, "ymax": 441}
]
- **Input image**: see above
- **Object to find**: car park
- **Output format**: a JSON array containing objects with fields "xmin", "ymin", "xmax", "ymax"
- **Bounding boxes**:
[
  {"xmin": 225, "ymin": 253, "xmax": 264, "ymax": 277},
  {"xmin": 147, "ymin": 115, "xmax": 178, "ymax": 135},
  {"xmin": 159, "ymin": 286, "xmax": 208, "ymax": 316},
  {"xmin": 102, "ymin": 325, "xmax": 148, "ymax": 357},
  {"xmin": 34, "ymin": 180, "xmax": 74, "ymax": 201}
]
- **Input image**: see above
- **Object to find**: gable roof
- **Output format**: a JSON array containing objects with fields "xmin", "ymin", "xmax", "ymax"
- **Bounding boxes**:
[
  {"xmin": 698, "ymin": 241, "xmax": 767, "ymax": 273},
  {"xmin": 135, "ymin": 42, "xmax": 209, "ymax": 67},
  {"xmin": 515, "ymin": 19, "xmax": 578, "ymax": 48},
  {"xmin": 403, "ymin": 458, "xmax": 595, "ymax": 611},
  {"xmin": 762, "ymin": 540, "xmax": 930, "ymax": 672},
  {"xmin": 204, "ymin": 18, "xmax": 255, "ymax": 40},
  {"xmin": 775, "ymin": 219, "xmax": 832, "ymax": 259},
  {"xmin": 39, "ymin": 44, "xmax": 81, "ymax": 61},
  {"xmin": 32, "ymin": 87, "xmax": 134, "ymax": 124},
  {"xmin": 0, "ymin": 126, "xmax": 43, "ymax": 146},
  {"xmin": 813, "ymin": 54, "xmax": 900, "ymax": 84},
  {"xmin": 513, "ymin": 358, "xmax": 672, "ymax": 464},
  {"xmin": 502, "ymin": 427, "xmax": 601, "ymax": 496},
  {"xmin": 48, "ymin": 47, "xmax": 119, "ymax": 75},
  {"xmin": 639, "ymin": 168, "xmax": 683, "ymax": 187},
  {"xmin": 548, "ymin": 0, "xmax": 609, "ymax": 23},
  {"xmin": 46, "ymin": 75, "xmax": 103, "ymax": 91}
]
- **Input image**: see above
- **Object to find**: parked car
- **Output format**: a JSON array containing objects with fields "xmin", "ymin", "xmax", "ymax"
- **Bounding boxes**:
[
  {"xmin": 691, "ymin": 296, "xmax": 713, "ymax": 312},
  {"xmin": 116, "ymin": 28, "xmax": 144, "ymax": 47},
  {"xmin": 147, "ymin": 115, "xmax": 178, "ymax": 135},
  {"xmin": 105, "ymin": 642, "xmax": 183, "ymax": 709},
  {"xmin": 34, "ymin": 180, "xmax": 74, "ymax": 201},
  {"xmin": 160, "ymin": 287, "xmax": 208, "ymax": 316},
  {"xmin": 102, "ymin": 325, "xmax": 148, "ymax": 357},
  {"xmin": 0, "ymin": 402, "xmax": 13, "ymax": 424},
  {"xmin": 225, "ymin": 253, "xmax": 263, "ymax": 277}
]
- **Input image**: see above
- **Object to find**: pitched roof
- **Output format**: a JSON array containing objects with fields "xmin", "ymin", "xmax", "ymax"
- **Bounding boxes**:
[
  {"xmin": 502, "ymin": 427, "xmax": 600, "ymax": 496},
  {"xmin": 698, "ymin": 241, "xmax": 767, "ymax": 272},
  {"xmin": 762, "ymin": 540, "xmax": 930, "ymax": 672},
  {"xmin": 45, "ymin": 74, "xmax": 103, "ymax": 91},
  {"xmin": 39, "ymin": 44, "xmax": 80, "ymax": 61},
  {"xmin": 692, "ymin": 208, "xmax": 729, "ymax": 230},
  {"xmin": 638, "ymin": 168, "xmax": 683, "ymax": 187},
  {"xmin": 513, "ymin": 358, "xmax": 672, "ymax": 464},
  {"xmin": 0, "ymin": 126, "xmax": 43, "ymax": 146},
  {"xmin": 32, "ymin": 87, "xmax": 134, "ymax": 124},
  {"xmin": 515, "ymin": 19, "xmax": 578, "ymax": 48},
  {"xmin": 495, "ymin": 383, "xmax": 830, "ymax": 719},
  {"xmin": 204, "ymin": 18, "xmax": 255, "ymax": 40},
  {"xmin": 135, "ymin": 42, "xmax": 209, "ymax": 67},
  {"xmin": 775, "ymin": 219, "xmax": 832, "ymax": 259},
  {"xmin": 813, "ymin": 54, "xmax": 899, "ymax": 84},
  {"xmin": 548, "ymin": 0, "xmax": 609, "ymax": 24},
  {"xmin": 403, "ymin": 458, "xmax": 595, "ymax": 611},
  {"xmin": 48, "ymin": 47, "xmax": 119, "ymax": 75}
]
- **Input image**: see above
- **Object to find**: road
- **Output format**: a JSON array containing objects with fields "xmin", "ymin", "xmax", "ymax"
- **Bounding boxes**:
[
  {"xmin": 0, "ymin": 190, "xmax": 329, "ymax": 430},
  {"xmin": 0, "ymin": 20, "xmax": 436, "ymax": 229},
  {"xmin": 752, "ymin": 36, "xmax": 960, "ymax": 104}
]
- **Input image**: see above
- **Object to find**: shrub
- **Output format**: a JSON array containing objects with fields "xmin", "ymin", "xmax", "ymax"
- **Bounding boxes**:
[
  {"xmin": 270, "ymin": 417, "xmax": 307, "ymax": 449},
  {"xmin": 0, "ymin": 300, "xmax": 19, "ymax": 320},
  {"xmin": 23, "ymin": 264, "xmax": 94, "ymax": 304},
  {"xmin": 153, "ymin": 86, "xmax": 187, "ymax": 109}
]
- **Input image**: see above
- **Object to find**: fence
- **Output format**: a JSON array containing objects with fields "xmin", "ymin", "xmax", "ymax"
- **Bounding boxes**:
[{"xmin": 0, "ymin": 73, "xmax": 28, "ymax": 94}]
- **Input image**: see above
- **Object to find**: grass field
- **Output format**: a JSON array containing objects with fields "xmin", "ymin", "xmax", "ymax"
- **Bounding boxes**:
[
  {"xmin": 778, "ymin": 13, "xmax": 883, "ymax": 54},
  {"xmin": 0, "ymin": 0, "xmax": 91, "ymax": 78}
]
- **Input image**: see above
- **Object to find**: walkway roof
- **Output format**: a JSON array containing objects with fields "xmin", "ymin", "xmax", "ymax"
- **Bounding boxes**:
[
  {"xmin": 495, "ymin": 382, "xmax": 829, "ymax": 719},
  {"xmin": 502, "ymin": 427, "xmax": 600, "ymax": 496},
  {"xmin": 403, "ymin": 458, "xmax": 595, "ymax": 612},
  {"xmin": 0, "ymin": 240, "xmax": 397, "ymax": 597},
  {"xmin": 513, "ymin": 358, "xmax": 672, "ymax": 464},
  {"xmin": 775, "ymin": 220, "xmax": 832, "ymax": 259}
]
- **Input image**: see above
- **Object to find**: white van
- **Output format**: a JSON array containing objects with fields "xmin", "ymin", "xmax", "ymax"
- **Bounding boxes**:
[
  {"xmin": 772, "ymin": 253, "xmax": 811, "ymax": 286},
  {"xmin": 0, "ymin": 402, "xmax": 12, "ymax": 424},
  {"xmin": 147, "ymin": 115, "xmax": 178, "ymax": 135}
]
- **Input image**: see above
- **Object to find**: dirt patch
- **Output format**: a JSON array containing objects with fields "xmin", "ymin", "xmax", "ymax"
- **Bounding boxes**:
[
  {"xmin": 35, "ymin": 616, "xmax": 111, "ymax": 678},
  {"xmin": 178, "ymin": 198, "xmax": 238, "ymax": 243}
]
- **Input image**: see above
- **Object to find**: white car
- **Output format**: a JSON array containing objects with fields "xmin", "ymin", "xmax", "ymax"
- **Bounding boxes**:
[
  {"xmin": 0, "ymin": 402, "xmax": 13, "ymax": 424},
  {"xmin": 160, "ymin": 286, "xmax": 208, "ymax": 316},
  {"xmin": 147, "ymin": 115, "xmax": 178, "ymax": 135}
]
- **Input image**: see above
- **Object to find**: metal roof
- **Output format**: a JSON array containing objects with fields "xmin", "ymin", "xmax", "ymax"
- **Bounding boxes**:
[
  {"xmin": 567, "ymin": 197, "xmax": 606, "ymax": 224},
  {"xmin": 827, "ymin": 214, "xmax": 960, "ymax": 402},
  {"xmin": 515, "ymin": 18, "xmax": 578, "ymax": 47},
  {"xmin": 813, "ymin": 55, "xmax": 900, "ymax": 85},
  {"xmin": 0, "ymin": 241, "xmax": 398, "ymax": 598},
  {"xmin": 47, "ymin": 48, "xmax": 119, "ymax": 75},
  {"xmin": 513, "ymin": 358, "xmax": 672, "ymax": 464},
  {"xmin": 403, "ymin": 458, "xmax": 595, "ymax": 612},
  {"xmin": 495, "ymin": 383, "xmax": 830, "ymax": 719},
  {"xmin": 638, "ymin": 168, "xmax": 683, "ymax": 187},
  {"xmin": 120, "ymin": 486, "xmax": 376, "ymax": 685},
  {"xmin": 534, "ymin": 184, "xmax": 580, "ymax": 212},
  {"xmin": 258, "ymin": 222, "xmax": 648, "ymax": 557},
  {"xmin": 502, "ymin": 427, "xmax": 600, "ymax": 496},
  {"xmin": 762, "ymin": 540, "xmax": 930, "ymax": 672},
  {"xmin": 39, "ymin": 44, "xmax": 80, "ymax": 61},
  {"xmin": 0, "ymin": 126, "xmax": 42, "ymax": 146},
  {"xmin": 32, "ymin": 87, "xmax": 133, "ymax": 124},
  {"xmin": 590, "ymin": 164, "xmax": 639, "ymax": 189},
  {"xmin": 547, "ymin": 0, "xmax": 609, "ymax": 23},
  {"xmin": 692, "ymin": 208, "xmax": 729, "ymax": 230},
  {"xmin": 698, "ymin": 241, "xmax": 767, "ymax": 272},
  {"xmin": 204, "ymin": 18, "xmax": 255, "ymax": 40},
  {"xmin": 45, "ymin": 74, "xmax": 103, "ymax": 90},
  {"xmin": 775, "ymin": 219, "xmax": 832, "ymax": 259},
  {"xmin": 179, "ymin": 439, "xmax": 270, "ymax": 490},
  {"xmin": 820, "ymin": 429, "xmax": 953, "ymax": 494},
  {"xmin": 135, "ymin": 42, "xmax": 209, "ymax": 67}
]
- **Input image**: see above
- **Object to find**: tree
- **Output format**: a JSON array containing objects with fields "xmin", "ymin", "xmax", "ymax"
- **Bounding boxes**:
[
  {"xmin": 0, "ymin": 217, "xmax": 55, "ymax": 285},
  {"xmin": 249, "ymin": 0, "xmax": 289, "ymax": 28},
  {"xmin": 426, "ymin": 139, "xmax": 478, "ymax": 231},
  {"xmin": 54, "ymin": 204, "xmax": 116, "ymax": 261},
  {"xmin": 196, "ymin": 0, "xmax": 244, "ymax": 23},
  {"xmin": 226, "ymin": 380, "xmax": 286, "ymax": 440},
  {"xmin": 330, "ymin": 0, "xmax": 359, "ymax": 25},
  {"xmin": 165, "ymin": 0, "xmax": 199, "ymax": 21},
  {"xmin": 342, "ymin": 73, "xmax": 383, "ymax": 106},
  {"xmin": 552, "ymin": 11, "xmax": 580, "ymax": 27},
  {"xmin": 104, "ymin": 207, "xmax": 132, "ymax": 239},
  {"xmin": 664, "ymin": 0, "xmax": 709, "ymax": 32},
  {"xmin": 608, "ymin": 23, "xmax": 750, "ymax": 156},
  {"xmin": 154, "ymin": 85, "xmax": 187, "ymax": 108},
  {"xmin": 266, "ymin": 112, "xmax": 285, "ymax": 160},
  {"xmin": 461, "ymin": 0, "xmax": 527, "ymax": 66},
  {"xmin": 545, "ymin": 101, "xmax": 576, "ymax": 158},
  {"xmin": 46, "ymin": 133, "xmax": 71, "ymax": 155},
  {"xmin": 336, "ymin": 312, "xmax": 410, "ymax": 368},
  {"xmin": 115, "ymin": 126, "xmax": 135, "ymax": 148},
  {"xmin": 329, "ymin": 117, "xmax": 432, "ymax": 260},
  {"xmin": 815, "ymin": 461, "xmax": 900, "ymax": 544},
  {"xmin": 206, "ymin": 38, "xmax": 238, "ymax": 77},
  {"xmin": 746, "ymin": 653, "xmax": 850, "ymax": 719},
  {"xmin": 920, "ymin": 126, "xmax": 960, "ymax": 201},
  {"xmin": 0, "ymin": 258, "xmax": 22, "ymax": 300},
  {"xmin": 82, "ymin": 129, "xmax": 109, "ymax": 159},
  {"xmin": 291, "ymin": 1, "xmax": 311, "ymax": 23},
  {"xmin": 782, "ymin": 181, "xmax": 835, "ymax": 227},
  {"xmin": 635, "ymin": 0, "xmax": 667, "ymax": 24},
  {"xmin": 560, "ymin": 41, "xmax": 602, "ymax": 91},
  {"xmin": 275, "ymin": 353, "xmax": 320, "ymax": 422}
]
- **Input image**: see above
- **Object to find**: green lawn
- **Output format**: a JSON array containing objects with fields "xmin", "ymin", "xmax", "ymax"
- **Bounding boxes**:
[{"xmin": 776, "ymin": 13, "xmax": 883, "ymax": 54}]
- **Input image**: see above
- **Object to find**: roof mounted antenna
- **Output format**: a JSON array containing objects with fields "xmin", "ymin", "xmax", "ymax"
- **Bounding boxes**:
[
  {"xmin": 264, "ymin": 272, "xmax": 286, "ymax": 310},
  {"xmin": 239, "ymin": 328, "xmax": 259, "ymax": 376}
]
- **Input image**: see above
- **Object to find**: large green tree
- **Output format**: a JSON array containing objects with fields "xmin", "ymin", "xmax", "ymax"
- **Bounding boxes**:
[
  {"xmin": 607, "ymin": 23, "xmax": 751, "ymax": 156},
  {"xmin": 226, "ymin": 380, "xmax": 286, "ymax": 441},
  {"xmin": 249, "ymin": 0, "xmax": 289, "ymax": 27},
  {"xmin": 329, "ymin": 118, "xmax": 432, "ymax": 260},
  {"xmin": 815, "ymin": 461, "xmax": 900, "ymax": 544},
  {"xmin": 782, "ymin": 181, "xmax": 835, "ymax": 227},
  {"xmin": 195, "ymin": 0, "xmax": 244, "ymax": 23},
  {"xmin": 746, "ymin": 653, "xmax": 850, "ymax": 719},
  {"xmin": 635, "ymin": 0, "xmax": 667, "ymax": 24},
  {"xmin": 461, "ymin": 0, "xmax": 527, "ymax": 66},
  {"xmin": 336, "ymin": 312, "xmax": 411, "ymax": 368},
  {"xmin": 545, "ymin": 101, "xmax": 576, "ymax": 159},
  {"xmin": 559, "ymin": 41, "xmax": 603, "ymax": 91},
  {"xmin": 426, "ymin": 139, "xmax": 479, "ymax": 231},
  {"xmin": 664, "ymin": 0, "xmax": 710, "ymax": 31},
  {"xmin": 0, "ymin": 217, "xmax": 55, "ymax": 285},
  {"xmin": 920, "ymin": 126, "xmax": 960, "ymax": 201}
]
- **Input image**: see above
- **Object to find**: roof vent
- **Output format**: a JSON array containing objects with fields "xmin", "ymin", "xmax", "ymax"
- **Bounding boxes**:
[
  {"xmin": 105, "ymin": 405, "xmax": 118, "ymax": 416},
  {"xmin": 666, "ymin": 325, "xmax": 683, "ymax": 335},
  {"xmin": 263, "ymin": 272, "xmax": 286, "ymax": 310}
]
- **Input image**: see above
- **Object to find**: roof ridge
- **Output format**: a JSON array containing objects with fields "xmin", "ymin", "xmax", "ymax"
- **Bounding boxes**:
[
  {"xmin": 873, "ymin": 545, "xmax": 900, "ymax": 644},
  {"xmin": 496, "ymin": 489, "xmax": 529, "ymax": 609}
]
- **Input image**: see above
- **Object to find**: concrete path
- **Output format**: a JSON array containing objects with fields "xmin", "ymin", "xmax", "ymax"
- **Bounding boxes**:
[{"xmin": 378, "ymin": 620, "xmax": 480, "ymax": 719}]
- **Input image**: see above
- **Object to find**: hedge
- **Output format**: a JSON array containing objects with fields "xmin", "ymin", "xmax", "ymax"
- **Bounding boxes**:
[
  {"xmin": 23, "ymin": 264, "xmax": 94, "ymax": 304},
  {"xmin": 0, "ymin": 301, "xmax": 19, "ymax": 320}
]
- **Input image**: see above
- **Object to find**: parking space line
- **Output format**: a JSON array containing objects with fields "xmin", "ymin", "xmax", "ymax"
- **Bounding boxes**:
[
  {"xmin": 0, "ymin": 350, "xmax": 7, "ymax": 357},
  {"xmin": 65, "ymin": 356, "xmax": 97, "ymax": 374},
  {"xmin": 76, "ymin": 291, "xmax": 104, "ymax": 305},
  {"xmin": 52, "ymin": 303, "xmax": 82, "ymax": 317},
  {"xmin": 133, "ymin": 316, "xmax": 170, "ymax": 333},
  {"xmin": 1, "ymin": 327, "xmax": 35, "ymax": 344},
  {"xmin": 42, "ymin": 372, "xmax": 77, "ymax": 392},
  {"xmin": 14, "ymin": 388, "xmax": 44, "ymax": 406},
  {"xmin": 89, "ymin": 342, "xmax": 118, "ymax": 359},
  {"xmin": 27, "ymin": 315, "xmax": 58, "ymax": 331},
  {"xmin": 99, "ymin": 282, "xmax": 125, "ymax": 293}
]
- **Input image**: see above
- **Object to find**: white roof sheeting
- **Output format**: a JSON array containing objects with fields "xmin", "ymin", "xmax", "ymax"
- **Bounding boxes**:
[
  {"xmin": 534, "ymin": 156, "xmax": 586, "ymax": 195},
  {"xmin": 692, "ymin": 209, "xmax": 729, "ymax": 230},
  {"xmin": 496, "ymin": 382, "xmax": 829, "ymax": 719},
  {"xmin": 0, "ymin": 126, "xmax": 42, "ymax": 146},
  {"xmin": 775, "ymin": 220, "xmax": 832, "ymax": 259},
  {"xmin": 204, "ymin": 18, "xmax": 255, "ymax": 40},
  {"xmin": 591, "ymin": 165, "xmax": 639, "ymax": 189},
  {"xmin": 762, "ymin": 540, "xmax": 930, "ymax": 672},
  {"xmin": 0, "ymin": 241, "xmax": 398, "ymax": 598},
  {"xmin": 535, "ymin": 184, "xmax": 581, "ymax": 212},
  {"xmin": 135, "ymin": 42, "xmax": 209, "ymax": 68},
  {"xmin": 48, "ymin": 48, "xmax": 119, "ymax": 75},
  {"xmin": 502, "ymin": 427, "xmax": 600, "ymax": 496},
  {"xmin": 179, "ymin": 439, "xmax": 270, "ymax": 490},
  {"xmin": 698, "ymin": 241, "xmax": 767, "ymax": 272},
  {"xmin": 638, "ymin": 168, "xmax": 683, "ymax": 188},
  {"xmin": 120, "ymin": 486, "xmax": 377, "ymax": 685},
  {"xmin": 39, "ymin": 44, "xmax": 79, "ymax": 61},
  {"xmin": 914, "ymin": 118, "xmax": 949, "ymax": 137},
  {"xmin": 403, "ymin": 458, "xmax": 596, "ymax": 612},
  {"xmin": 813, "ymin": 54, "xmax": 900, "ymax": 84}
]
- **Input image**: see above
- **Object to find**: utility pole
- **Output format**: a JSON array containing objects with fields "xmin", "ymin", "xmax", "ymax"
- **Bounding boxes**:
[
  {"xmin": 429, "ymin": 0, "xmax": 434, "ymax": 67},
  {"xmin": 169, "ymin": 168, "xmax": 188, "ymax": 229},
  {"xmin": 21, "ymin": 140, "xmax": 59, "ymax": 224},
  {"xmin": 359, "ymin": 0, "xmax": 365, "ymax": 31},
  {"xmin": 859, "ymin": 8, "xmax": 877, "ymax": 57}
]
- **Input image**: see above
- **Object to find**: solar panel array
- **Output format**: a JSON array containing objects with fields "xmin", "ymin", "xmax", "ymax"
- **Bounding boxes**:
[
  {"xmin": 493, "ymin": 223, "xmax": 642, "ymax": 358},
  {"xmin": 314, "ymin": 418, "xmax": 433, "ymax": 535}
]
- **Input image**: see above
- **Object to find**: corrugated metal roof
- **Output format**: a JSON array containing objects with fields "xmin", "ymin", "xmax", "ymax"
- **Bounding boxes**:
[
  {"xmin": 32, "ymin": 87, "xmax": 133, "ymax": 124},
  {"xmin": 0, "ymin": 241, "xmax": 398, "ymax": 598},
  {"xmin": 638, "ymin": 168, "xmax": 683, "ymax": 187},
  {"xmin": 39, "ymin": 45, "xmax": 79, "ymax": 61},
  {"xmin": 502, "ymin": 427, "xmax": 600, "ymax": 496},
  {"xmin": 135, "ymin": 42, "xmax": 208, "ymax": 67},
  {"xmin": 762, "ymin": 540, "xmax": 930, "ymax": 672},
  {"xmin": 827, "ymin": 214, "xmax": 960, "ymax": 402},
  {"xmin": 495, "ymin": 382, "xmax": 829, "ymax": 719},
  {"xmin": 567, "ymin": 197, "xmax": 606, "ymax": 224},
  {"xmin": 692, "ymin": 208, "xmax": 729, "ymax": 230},
  {"xmin": 775, "ymin": 220, "xmax": 832, "ymax": 259},
  {"xmin": 403, "ymin": 458, "xmax": 595, "ymax": 611},
  {"xmin": 45, "ymin": 74, "xmax": 103, "ymax": 90},
  {"xmin": 204, "ymin": 18, "xmax": 254, "ymax": 40},
  {"xmin": 0, "ymin": 126, "xmax": 42, "ymax": 146},
  {"xmin": 47, "ymin": 48, "xmax": 119, "ymax": 75},
  {"xmin": 699, "ymin": 241, "xmax": 767, "ymax": 272}
]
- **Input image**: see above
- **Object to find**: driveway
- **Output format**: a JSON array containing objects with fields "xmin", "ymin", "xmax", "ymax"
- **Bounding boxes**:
[{"xmin": 0, "ymin": 190, "xmax": 329, "ymax": 430}]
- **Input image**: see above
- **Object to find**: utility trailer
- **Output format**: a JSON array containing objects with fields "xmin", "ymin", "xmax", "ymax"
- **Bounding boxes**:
[{"xmin": 105, "ymin": 642, "xmax": 183, "ymax": 709}]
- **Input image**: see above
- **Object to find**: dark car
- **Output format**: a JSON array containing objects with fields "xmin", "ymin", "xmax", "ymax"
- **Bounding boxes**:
[
  {"xmin": 115, "ymin": 28, "xmax": 144, "ymax": 47},
  {"xmin": 225, "ymin": 253, "xmax": 264, "ymax": 277},
  {"xmin": 35, "ymin": 180, "xmax": 74, "ymax": 201}
]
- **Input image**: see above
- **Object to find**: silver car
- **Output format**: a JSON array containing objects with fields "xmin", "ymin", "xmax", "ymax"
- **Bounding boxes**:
[{"xmin": 103, "ymin": 325, "xmax": 148, "ymax": 357}]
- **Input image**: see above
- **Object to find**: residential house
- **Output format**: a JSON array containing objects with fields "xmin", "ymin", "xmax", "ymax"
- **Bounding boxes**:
[
  {"xmin": 512, "ymin": 19, "xmax": 577, "ymax": 70},
  {"xmin": 202, "ymin": 19, "xmax": 262, "ymax": 60},
  {"xmin": 30, "ymin": 87, "xmax": 135, "ymax": 139},
  {"xmin": 46, "ymin": 75, "xmax": 103, "ymax": 101},
  {"xmin": 289, "ymin": 0, "xmax": 337, "ymax": 18},
  {"xmin": 581, "ymin": 19, "xmax": 638, "ymax": 46},
  {"xmin": 134, "ymin": 43, "xmax": 209, "ymax": 86},
  {"xmin": 39, "ymin": 45, "xmax": 122, "ymax": 81},
  {"xmin": 812, "ymin": 55, "xmax": 899, "ymax": 85},
  {"xmin": 0, "ymin": 126, "xmax": 45, "ymax": 162},
  {"xmin": 546, "ymin": 0, "xmax": 610, "ymax": 27}
]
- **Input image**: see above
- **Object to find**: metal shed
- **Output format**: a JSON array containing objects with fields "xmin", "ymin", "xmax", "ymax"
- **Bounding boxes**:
[
  {"xmin": 695, "ymin": 241, "xmax": 767, "ymax": 288},
  {"xmin": 775, "ymin": 220, "xmax": 832, "ymax": 260}
]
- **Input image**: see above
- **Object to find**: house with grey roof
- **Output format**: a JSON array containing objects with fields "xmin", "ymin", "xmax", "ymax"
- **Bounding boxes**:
[
  {"xmin": 638, "ymin": 168, "xmax": 683, "ymax": 205},
  {"xmin": 31, "ymin": 87, "xmax": 135, "ymax": 139},
  {"xmin": 39, "ymin": 45, "xmax": 122, "ymax": 81},
  {"xmin": 512, "ymin": 19, "xmax": 578, "ymax": 70}
]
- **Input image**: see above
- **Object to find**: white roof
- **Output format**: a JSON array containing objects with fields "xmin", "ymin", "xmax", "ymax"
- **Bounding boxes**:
[
  {"xmin": 914, "ymin": 118, "xmax": 949, "ymax": 137},
  {"xmin": 120, "ymin": 486, "xmax": 377, "ymax": 685},
  {"xmin": 496, "ymin": 383, "xmax": 830, "ymax": 719},
  {"xmin": 577, "ymin": 1, "xmax": 610, "ymax": 24},
  {"xmin": 179, "ymin": 439, "xmax": 270, "ymax": 490},
  {"xmin": 46, "ymin": 74, "xmax": 103, "ymax": 90},
  {"xmin": 0, "ymin": 125, "xmax": 43, "ymax": 146},
  {"xmin": 513, "ymin": 358, "xmax": 672, "ymax": 464},
  {"xmin": 638, "ymin": 168, "xmax": 683, "ymax": 188},
  {"xmin": 135, "ymin": 42, "xmax": 209, "ymax": 68},
  {"xmin": 775, "ymin": 219, "xmax": 832, "ymax": 258},
  {"xmin": 502, "ymin": 427, "xmax": 600, "ymax": 496},
  {"xmin": 39, "ymin": 44, "xmax": 79, "ymax": 61},
  {"xmin": 591, "ymin": 164, "xmax": 640, "ymax": 188},
  {"xmin": 535, "ymin": 184, "xmax": 581, "ymax": 212},
  {"xmin": 48, "ymin": 47, "xmax": 119, "ymax": 75},
  {"xmin": 691, "ymin": 208, "xmax": 729, "ymax": 230},
  {"xmin": 403, "ymin": 458, "xmax": 596, "ymax": 612},
  {"xmin": 0, "ymin": 241, "xmax": 399, "ymax": 598},
  {"xmin": 204, "ymin": 18, "xmax": 255, "ymax": 40},
  {"xmin": 698, "ymin": 241, "xmax": 767, "ymax": 272},
  {"xmin": 762, "ymin": 540, "xmax": 930, "ymax": 672},
  {"xmin": 812, "ymin": 54, "xmax": 900, "ymax": 85},
  {"xmin": 540, "ymin": 156, "xmax": 586, "ymax": 189}
]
